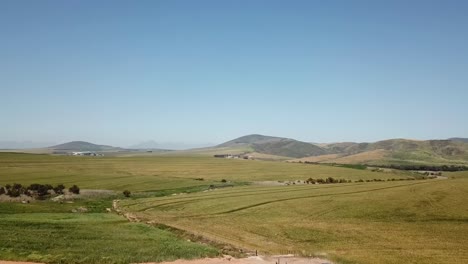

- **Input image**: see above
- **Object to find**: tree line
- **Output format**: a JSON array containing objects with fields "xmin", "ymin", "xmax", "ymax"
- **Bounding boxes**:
[
  {"xmin": 300, "ymin": 161, "xmax": 468, "ymax": 171},
  {"xmin": 0, "ymin": 183, "xmax": 80, "ymax": 199},
  {"xmin": 305, "ymin": 176, "xmax": 434, "ymax": 185}
]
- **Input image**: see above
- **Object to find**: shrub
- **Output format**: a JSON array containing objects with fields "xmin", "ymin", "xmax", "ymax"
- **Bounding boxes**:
[
  {"xmin": 221, "ymin": 179, "xmax": 227, "ymax": 183},
  {"xmin": 53, "ymin": 184, "xmax": 66, "ymax": 194},
  {"xmin": 7, "ymin": 188, "xmax": 21, "ymax": 197},
  {"xmin": 69, "ymin": 185, "xmax": 80, "ymax": 194},
  {"xmin": 123, "ymin": 190, "xmax": 131, "ymax": 197},
  {"xmin": 326, "ymin": 177, "xmax": 337, "ymax": 184},
  {"xmin": 36, "ymin": 185, "xmax": 50, "ymax": 197},
  {"xmin": 0, "ymin": 187, "xmax": 5, "ymax": 195}
]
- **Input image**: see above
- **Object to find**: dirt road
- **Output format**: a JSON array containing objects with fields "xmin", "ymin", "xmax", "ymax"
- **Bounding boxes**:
[{"xmin": 141, "ymin": 255, "xmax": 332, "ymax": 264}]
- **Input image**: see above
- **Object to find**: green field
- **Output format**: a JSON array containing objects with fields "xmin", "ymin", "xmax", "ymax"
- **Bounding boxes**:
[
  {"xmin": 1, "ymin": 153, "xmax": 467, "ymax": 264},
  {"xmin": 0, "ymin": 199, "xmax": 218, "ymax": 264}
]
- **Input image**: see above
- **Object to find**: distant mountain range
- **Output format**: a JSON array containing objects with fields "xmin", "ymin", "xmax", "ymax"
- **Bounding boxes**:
[
  {"xmin": 3, "ymin": 135, "xmax": 468, "ymax": 165},
  {"xmin": 128, "ymin": 140, "xmax": 214, "ymax": 150},
  {"xmin": 216, "ymin": 134, "xmax": 468, "ymax": 165}
]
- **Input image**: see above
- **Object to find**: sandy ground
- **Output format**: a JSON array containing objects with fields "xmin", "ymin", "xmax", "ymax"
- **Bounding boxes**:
[{"xmin": 141, "ymin": 255, "xmax": 332, "ymax": 264}]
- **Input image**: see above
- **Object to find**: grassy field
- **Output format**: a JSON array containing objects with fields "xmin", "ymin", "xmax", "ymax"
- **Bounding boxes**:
[
  {"xmin": 0, "ymin": 152, "xmax": 409, "ymax": 192},
  {"xmin": 0, "ymin": 196, "xmax": 219, "ymax": 264},
  {"xmin": 1, "ymin": 153, "xmax": 466, "ymax": 264},
  {"xmin": 119, "ymin": 175, "xmax": 468, "ymax": 264}
]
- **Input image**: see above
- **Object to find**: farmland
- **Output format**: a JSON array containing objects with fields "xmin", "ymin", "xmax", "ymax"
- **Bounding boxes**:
[
  {"xmin": 0, "ymin": 199, "xmax": 218, "ymax": 264},
  {"xmin": 1, "ymin": 153, "xmax": 467, "ymax": 264},
  {"xmin": 119, "ymin": 176, "xmax": 468, "ymax": 264},
  {"xmin": 0, "ymin": 153, "xmax": 409, "ymax": 191}
]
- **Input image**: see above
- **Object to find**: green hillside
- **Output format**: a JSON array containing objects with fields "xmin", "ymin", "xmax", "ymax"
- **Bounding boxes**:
[
  {"xmin": 218, "ymin": 134, "xmax": 327, "ymax": 158},
  {"xmin": 216, "ymin": 135, "xmax": 468, "ymax": 165},
  {"xmin": 318, "ymin": 139, "xmax": 468, "ymax": 165}
]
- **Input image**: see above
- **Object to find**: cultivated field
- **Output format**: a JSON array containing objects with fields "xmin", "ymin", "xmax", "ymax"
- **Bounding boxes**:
[
  {"xmin": 119, "ymin": 176, "xmax": 468, "ymax": 264},
  {"xmin": 1, "ymin": 153, "xmax": 467, "ymax": 264},
  {"xmin": 0, "ymin": 153, "xmax": 408, "ymax": 191}
]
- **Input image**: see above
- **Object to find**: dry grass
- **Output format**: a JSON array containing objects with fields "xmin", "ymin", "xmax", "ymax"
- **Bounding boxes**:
[
  {"xmin": 290, "ymin": 154, "xmax": 341, "ymax": 163},
  {"xmin": 324, "ymin": 149, "xmax": 388, "ymax": 164},
  {"xmin": 119, "ymin": 174, "xmax": 468, "ymax": 264}
]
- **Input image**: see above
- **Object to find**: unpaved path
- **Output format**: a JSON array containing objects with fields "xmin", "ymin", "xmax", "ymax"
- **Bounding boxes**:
[
  {"xmin": 141, "ymin": 255, "xmax": 332, "ymax": 264},
  {"xmin": 0, "ymin": 255, "xmax": 332, "ymax": 264},
  {"xmin": 0, "ymin": 261, "xmax": 43, "ymax": 264}
]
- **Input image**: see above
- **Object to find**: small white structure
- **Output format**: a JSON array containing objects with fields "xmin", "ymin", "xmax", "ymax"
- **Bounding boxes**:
[{"xmin": 72, "ymin": 151, "xmax": 102, "ymax": 156}]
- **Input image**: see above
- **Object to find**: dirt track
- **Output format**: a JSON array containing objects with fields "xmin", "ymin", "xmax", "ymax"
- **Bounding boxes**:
[
  {"xmin": 141, "ymin": 255, "xmax": 332, "ymax": 264},
  {"xmin": 1, "ymin": 255, "xmax": 332, "ymax": 264},
  {"xmin": 0, "ymin": 261, "xmax": 44, "ymax": 264}
]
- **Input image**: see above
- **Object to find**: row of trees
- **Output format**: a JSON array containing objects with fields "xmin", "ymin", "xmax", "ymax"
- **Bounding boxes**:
[
  {"xmin": 305, "ymin": 176, "xmax": 435, "ymax": 184},
  {"xmin": 305, "ymin": 177, "xmax": 352, "ymax": 184},
  {"xmin": 301, "ymin": 161, "xmax": 468, "ymax": 172},
  {"xmin": 0, "ymin": 183, "xmax": 80, "ymax": 199},
  {"xmin": 367, "ymin": 164, "xmax": 468, "ymax": 172}
]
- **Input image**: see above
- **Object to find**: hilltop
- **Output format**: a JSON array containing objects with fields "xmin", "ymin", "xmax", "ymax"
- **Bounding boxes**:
[
  {"xmin": 48, "ymin": 141, "xmax": 121, "ymax": 152},
  {"xmin": 217, "ymin": 134, "xmax": 326, "ymax": 158}
]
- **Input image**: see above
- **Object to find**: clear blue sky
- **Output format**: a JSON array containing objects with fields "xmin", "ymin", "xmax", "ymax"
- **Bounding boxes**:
[{"xmin": 1, "ymin": 0, "xmax": 467, "ymax": 147}]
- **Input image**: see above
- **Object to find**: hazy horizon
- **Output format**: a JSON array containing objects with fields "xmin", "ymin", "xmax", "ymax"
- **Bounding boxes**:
[
  {"xmin": 1, "ymin": 133, "xmax": 467, "ymax": 150},
  {"xmin": 1, "ymin": 0, "xmax": 467, "ymax": 147}
]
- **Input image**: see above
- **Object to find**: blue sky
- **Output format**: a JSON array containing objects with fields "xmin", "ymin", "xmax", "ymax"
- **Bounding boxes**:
[{"xmin": 1, "ymin": 0, "xmax": 467, "ymax": 148}]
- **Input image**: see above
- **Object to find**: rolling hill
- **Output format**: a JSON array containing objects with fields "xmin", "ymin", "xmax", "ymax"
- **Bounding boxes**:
[
  {"xmin": 48, "ymin": 141, "xmax": 122, "ymax": 152},
  {"xmin": 216, "ymin": 134, "xmax": 468, "ymax": 165},
  {"xmin": 8, "ymin": 135, "xmax": 468, "ymax": 165},
  {"xmin": 308, "ymin": 139, "xmax": 468, "ymax": 165},
  {"xmin": 217, "ymin": 134, "xmax": 327, "ymax": 158}
]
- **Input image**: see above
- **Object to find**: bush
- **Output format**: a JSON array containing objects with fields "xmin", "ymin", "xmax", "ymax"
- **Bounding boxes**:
[
  {"xmin": 221, "ymin": 179, "xmax": 227, "ymax": 183},
  {"xmin": 36, "ymin": 185, "xmax": 50, "ymax": 197},
  {"xmin": 53, "ymin": 184, "xmax": 66, "ymax": 194},
  {"xmin": 123, "ymin": 190, "xmax": 131, "ymax": 197},
  {"xmin": 7, "ymin": 188, "xmax": 21, "ymax": 197},
  {"xmin": 326, "ymin": 177, "xmax": 337, "ymax": 184},
  {"xmin": 28, "ymin": 183, "xmax": 51, "ymax": 198},
  {"xmin": 69, "ymin": 185, "xmax": 80, "ymax": 194},
  {"xmin": 0, "ymin": 187, "xmax": 5, "ymax": 195}
]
